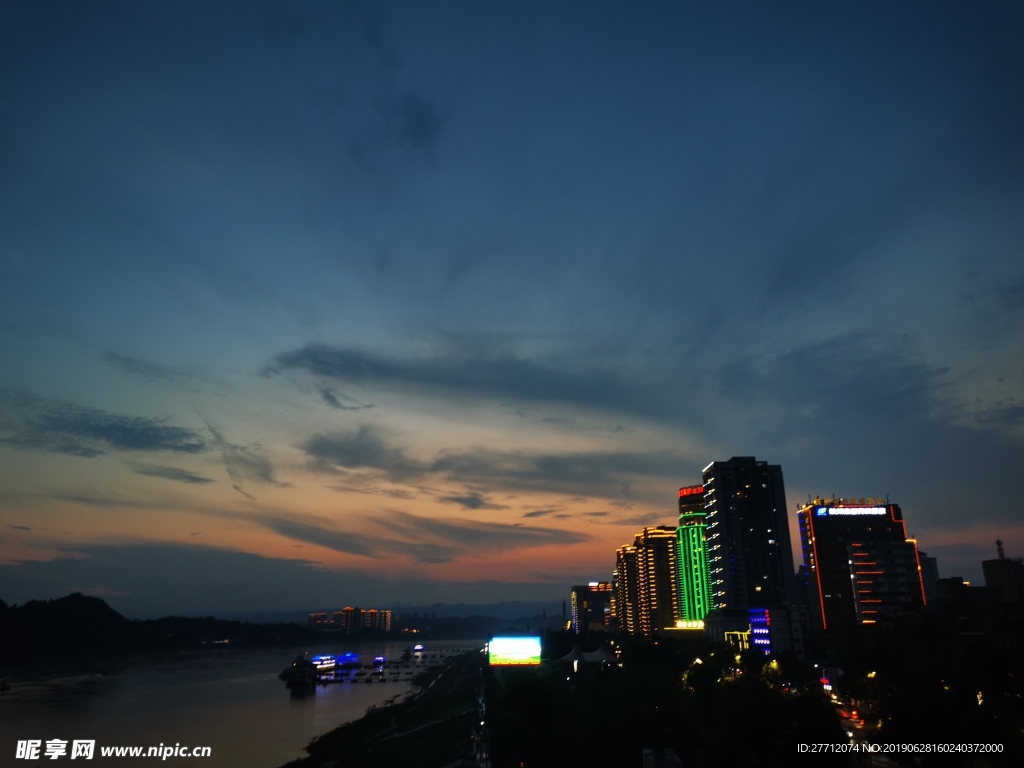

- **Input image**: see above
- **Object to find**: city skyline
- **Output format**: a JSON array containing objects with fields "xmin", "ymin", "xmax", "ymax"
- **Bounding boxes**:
[{"xmin": 2, "ymin": 1, "xmax": 1023, "ymax": 617}]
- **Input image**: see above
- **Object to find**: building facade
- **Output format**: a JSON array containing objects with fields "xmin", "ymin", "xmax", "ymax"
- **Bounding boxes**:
[
  {"xmin": 676, "ymin": 485, "xmax": 713, "ymax": 622},
  {"xmin": 615, "ymin": 544, "xmax": 640, "ymax": 635},
  {"xmin": 797, "ymin": 498, "xmax": 926, "ymax": 634},
  {"xmin": 702, "ymin": 457, "xmax": 797, "ymax": 611},
  {"xmin": 309, "ymin": 606, "xmax": 392, "ymax": 632},
  {"xmin": 983, "ymin": 541, "xmax": 1024, "ymax": 604},
  {"xmin": 616, "ymin": 527, "xmax": 680, "ymax": 636},
  {"xmin": 570, "ymin": 582, "xmax": 614, "ymax": 634}
]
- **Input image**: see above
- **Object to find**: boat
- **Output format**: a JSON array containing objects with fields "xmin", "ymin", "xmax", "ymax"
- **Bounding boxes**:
[
  {"xmin": 279, "ymin": 652, "xmax": 361, "ymax": 688},
  {"xmin": 279, "ymin": 656, "xmax": 318, "ymax": 689}
]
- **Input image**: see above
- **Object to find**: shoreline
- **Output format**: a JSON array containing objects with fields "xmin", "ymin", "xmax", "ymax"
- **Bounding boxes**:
[{"xmin": 283, "ymin": 647, "xmax": 484, "ymax": 768}]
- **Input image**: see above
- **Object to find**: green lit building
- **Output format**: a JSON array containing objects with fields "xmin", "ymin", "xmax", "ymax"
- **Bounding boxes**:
[{"xmin": 676, "ymin": 485, "xmax": 713, "ymax": 622}]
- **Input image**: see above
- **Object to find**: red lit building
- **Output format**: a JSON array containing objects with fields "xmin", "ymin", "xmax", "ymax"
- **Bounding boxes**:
[{"xmin": 798, "ymin": 498, "xmax": 926, "ymax": 637}]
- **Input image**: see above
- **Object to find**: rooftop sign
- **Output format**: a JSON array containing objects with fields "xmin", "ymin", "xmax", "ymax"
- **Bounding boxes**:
[
  {"xmin": 815, "ymin": 506, "xmax": 887, "ymax": 517},
  {"xmin": 679, "ymin": 486, "xmax": 703, "ymax": 497}
]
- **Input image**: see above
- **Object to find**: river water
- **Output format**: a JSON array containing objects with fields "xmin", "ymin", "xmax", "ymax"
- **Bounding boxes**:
[{"xmin": 0, "ymin": 640, "xmax": 480, "ymax": 768}]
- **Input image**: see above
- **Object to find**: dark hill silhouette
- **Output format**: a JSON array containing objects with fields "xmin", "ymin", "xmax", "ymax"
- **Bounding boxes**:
[
  {"xmin": 0, "ymin": 593, "xmax": 321, "ymax": 663},
  {"xmin": 0, "ymin": 593, "xmax": 140, "ymax": 658}
]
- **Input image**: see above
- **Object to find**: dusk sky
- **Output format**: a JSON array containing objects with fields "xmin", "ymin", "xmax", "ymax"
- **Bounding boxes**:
[{"xmin": 2, "ymin": 1, "xmax": 1022, "ymax": 617}]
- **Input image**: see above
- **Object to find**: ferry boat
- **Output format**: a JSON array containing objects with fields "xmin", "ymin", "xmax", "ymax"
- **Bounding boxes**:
[{"xmin": 279, "ymin": 652, "xmax": 361, "ymax": 688}]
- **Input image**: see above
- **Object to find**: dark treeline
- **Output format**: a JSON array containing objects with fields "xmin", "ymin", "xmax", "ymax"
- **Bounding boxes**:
[
  {"xmin": 483, "ymin": 628, "xmax": 1024, "ymax": 767},
  {"xmin": 488, "ymin": 631, "xmax": 848, "ymax": 768}
]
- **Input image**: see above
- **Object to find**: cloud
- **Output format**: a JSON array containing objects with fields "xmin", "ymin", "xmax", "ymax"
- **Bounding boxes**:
[
  {"xmin": 974, "ymin": 402, "xmax": 1024, "ymax": 428},
  {"xmin": 51, "ymin": 493, "xmax": 152, "ymax": 508},
  {"xmin": 705, "ymin": 333, "xmax": 1024, "ymax": 533},
  {"xmin": 438, "ymin": 491, "xmax": 508, "ymax": 510},
  {"xmin": 0, "ymin": 391, "xmax": 206, "ymax": 457},
  {"xmin": 7, "ymin": 525, "xmax": 31, "ymax": 531},
  {"xmin": 350, "ymin": 92, "xmax": 446, "ymax": 164},
  {"xmin": 251, "ymin": 507, "xmax": 590, "ymax": 566},
  {"xmin": 522, "ymin": 508, "xmax": 607, "ymax": 521},
  {"xmin": 370, "ymin": 510, "xmax": 590, "ymax": 552},
  {"xmin": 0, "ymin": 543, "xmax": 568, "ymax": 617},
  {"xmin": 102, "ymin": 351, "xmax": 195, "ymax": 388},
  {"xmin": 996, "ymin": 278, "xmax": 1024, "ymax": 311},
  {"xmin": 255, "ymin": 517, "xmax": 380, "ymax": 558},
  {"xmin": 600, "ymin": 512, "xmax": 669, "ymax": 528},
  {"xmin": 299, "ymin": 422, "xmax": 684, "ymax": 498},
  {"xmin": 716, "ymin": 333, "xmax": 950, "ymax": 430},
  {"xmin": 202, "ymin": 420, "xmax": 279, "ymax": 499},
  {"xmin": 374, "ymin": 92, "xmax": 445, "ymax": 154},
  {"xmin": 539, "ymin": 415, "xmax": 628, "ymax": 434},
  {"xmin": 327, "ymin": 485, "xmax": 414, "ymax": 500},
  {"xmin": 320, "ymin": 387, "xmax": 372, "ymax": 411},
  {"xmin": 522, "ymin": 508, "xmax": 559, "ymax": 519},
  {"xmin": 266, "ymin": 343, "xmax": 647, "ymax": 419},
  {"xmin": 429, "ymin": 447, "xmax": 682, "ymax": 496},
  {"xmin": 129, "ymin": 463, "xmax": 215, "ymax": 485},
  {"xmin": 301, "ymin": 424, "xmax": 425, "ymax": 479}
]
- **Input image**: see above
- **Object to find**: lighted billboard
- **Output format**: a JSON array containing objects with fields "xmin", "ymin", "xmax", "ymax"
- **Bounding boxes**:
[
  {"xmin": 487, "ymin": 636, "xmax": 542, "ymax": 666},
  {"xmin": 815, "ymin": 506, "xmax": 887, "ymax": 517}
]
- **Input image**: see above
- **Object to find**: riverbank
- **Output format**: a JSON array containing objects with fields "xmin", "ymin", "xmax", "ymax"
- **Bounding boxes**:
[
  {"xmin": 282, "ymin": 648, "xmax": 484, "ymax": 768},
  {"xmin": 1, "ymin": 643, "xmax": 427, "ymax": 768}
]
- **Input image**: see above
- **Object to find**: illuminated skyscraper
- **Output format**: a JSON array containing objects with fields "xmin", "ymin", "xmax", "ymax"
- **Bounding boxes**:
[
  {"xmin": 570, "ymin": 582, "xmax": 614, "ymax": 634},
  {"xmin": 703, "ymin": 457, "xmax": 797, "ymax": 610},
  {"xmin": 677, "ymin": 485, "xmax": 712, "ymax": 622},
  {"xmin": 798, "ymin": 498, "xmax": 926, "ymax": 634},
  {"xmin": 635, "ymin": 526, "xmax": 680, "ymax": 635},
  {"xmin": 616, "ymin": 527, "xmax": 681, "ymax": 636},
  {"xmin": 615, "ymin": 544, "xmax": 640, "ymax": 635}
]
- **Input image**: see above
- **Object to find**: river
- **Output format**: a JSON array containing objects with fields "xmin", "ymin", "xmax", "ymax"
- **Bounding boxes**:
[{"xmin": 0, "ymin": 640, "xmax": 481, "ymax": 767}]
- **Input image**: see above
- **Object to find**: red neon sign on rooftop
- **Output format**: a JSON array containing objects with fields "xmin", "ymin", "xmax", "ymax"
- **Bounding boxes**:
[{"xmin": 679, "ymin": 485, "xmax": 703, "ymax": 497}]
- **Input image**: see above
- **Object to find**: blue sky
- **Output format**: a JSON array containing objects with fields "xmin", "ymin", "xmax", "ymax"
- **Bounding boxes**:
[{"xmin": 1, "ymin": 0, "xmax": 1022, "ymax": 616}]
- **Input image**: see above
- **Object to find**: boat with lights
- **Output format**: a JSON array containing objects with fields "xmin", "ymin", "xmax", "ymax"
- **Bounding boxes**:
[{"xmin": 279, "ymin": 652, "xmax": 362, "ymax": 687}]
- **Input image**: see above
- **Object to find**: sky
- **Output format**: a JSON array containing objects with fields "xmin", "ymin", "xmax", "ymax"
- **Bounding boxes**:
[{"xmin": 1, "ymin": 0, "xmax": 1022, "ymax": 618}]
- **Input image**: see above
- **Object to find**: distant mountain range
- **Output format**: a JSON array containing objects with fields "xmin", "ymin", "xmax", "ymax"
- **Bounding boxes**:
[
  {"xmin": 216, "ymin": 600, "xmax": 565, "ymax": 624},
  {"xmin": 393, "ymin": 600, "xmax": 565, "ymax": 621},
  {"xmin": 0, "ymin": 594, "xmax": 565, "ymax": 669}
]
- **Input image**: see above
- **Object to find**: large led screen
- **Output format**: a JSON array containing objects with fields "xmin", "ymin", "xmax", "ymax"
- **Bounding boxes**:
[{"xmin": 488, "ymin": 636, "xmax": 542, "ymax": 666}]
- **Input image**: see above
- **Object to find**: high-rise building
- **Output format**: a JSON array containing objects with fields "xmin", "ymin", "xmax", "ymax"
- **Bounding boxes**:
[
  {"xmin": 616, "ymin": 527, "xmax": 681, "ymax": 636},
  {"xmin": 615, "ymin": 544, "xmax": 640, "ymax": 635},
  {"xmin": 797, "ymin": 498, "xmax": 926, "ymax": 634},
  {"xmin": 676, "ymin": 485, "xmax": 713, "ymax": 622},
  {"xmin": 311, "ymin": 606, "xmax": 391, "ymax": 632},
  {"xmin": 702, "ymin": 457, "xmax": 797, "ymax": 611},
  {"xmin": 570, "ymin": 582, "xmax": 614, "ymax": 634},
  {"xmin": 636, "ymin": 526, "xmax": 680, "ymax": 635},
  {"xmin": 340, "ymin": 606, "xmax": 358, "ymax": 631}
]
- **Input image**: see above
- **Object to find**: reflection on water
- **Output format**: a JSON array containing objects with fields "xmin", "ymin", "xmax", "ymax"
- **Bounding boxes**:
[{"xmin": 0, "ymin": 640, "xmax": 479, "ymax": 768}]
